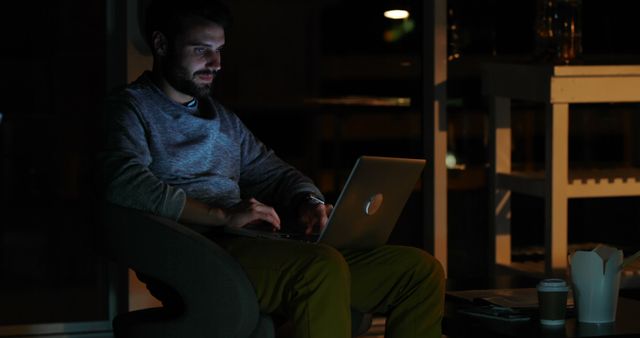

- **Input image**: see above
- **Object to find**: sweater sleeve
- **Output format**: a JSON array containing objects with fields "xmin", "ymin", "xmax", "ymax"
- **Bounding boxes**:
[
  {"xmin": 99, "ymin": 96, "xmax": 186, "ymax": 220},
  {"xmin": 233, "ymin": 115, "xmax": 323, "ymax": 209}
]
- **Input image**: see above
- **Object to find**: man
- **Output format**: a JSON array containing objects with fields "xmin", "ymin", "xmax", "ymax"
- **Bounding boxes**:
[{"xmin": 101, "ymin": 0, "xmax": 444, "ymax": 337}]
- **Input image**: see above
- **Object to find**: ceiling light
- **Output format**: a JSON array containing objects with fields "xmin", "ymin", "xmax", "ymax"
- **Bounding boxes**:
[{"xmin": 384, "ymin": 9, "xmax": 409, "ymax": 20}]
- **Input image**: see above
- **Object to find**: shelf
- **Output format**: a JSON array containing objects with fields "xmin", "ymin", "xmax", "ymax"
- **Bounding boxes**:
[
  {"xmin": 304, "ymin": 96, "xmax": 411, "ymax": 107},
  {"xmin": 496, "ymin": 171, "xmax": 545, "ymax": 198},
  {"xmin": 448, "ymin": 166, "xmax": 487, "ymax": 191},
  {"xmin": 497, "ymin": 168, "xmax": 640, "ymax": 199},
  {"xmin": 568, "ymin": 168, "xmax": 640, "ymax": 197}
]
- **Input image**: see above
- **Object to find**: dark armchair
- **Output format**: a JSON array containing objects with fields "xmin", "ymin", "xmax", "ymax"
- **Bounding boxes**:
[
  {"xmin": 101, "ymin": 203, "xmax": 274, "ymax": 338},
  {"xmin": 100, "ymin": 203, "xmax": 371, "ymax": 338}
]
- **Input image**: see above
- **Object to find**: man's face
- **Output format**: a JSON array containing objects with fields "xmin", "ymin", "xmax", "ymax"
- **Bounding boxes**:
[{"xmin": 162, "ymin": 20, "xmax": 225, "ymax": 99}]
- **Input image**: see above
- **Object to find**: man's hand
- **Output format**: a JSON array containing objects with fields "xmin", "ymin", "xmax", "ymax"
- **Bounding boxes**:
[
  {"xmin": 225, "ymin": 198, "xmax": 281, "ymax": 230},
  {"xmin": 298, "ymin": 201, "xmax": 333, "ymax": 235}
]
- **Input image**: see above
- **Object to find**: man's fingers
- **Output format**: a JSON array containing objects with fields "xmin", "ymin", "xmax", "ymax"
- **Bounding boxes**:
[
  {"xmin": 305, "ymin": 223, "xmax": 315, "ymax": 235},
  {"xmin": 254, "ymin": 204, "xmax": 281, "ymax": 228},
  {"xmin": 302, "ymin": 204, "xmax": 330, "ymax": 235},
  {"xmin": 326, "ymin": 204, "xmax": 334, "ymax": 215},
  {"xmin": 265, "ymin": 213, "xmax": 281, "ymax": 230},
  {"xmin": 229, "ymin": 198, "xmax": 280, "ymax": 229}
]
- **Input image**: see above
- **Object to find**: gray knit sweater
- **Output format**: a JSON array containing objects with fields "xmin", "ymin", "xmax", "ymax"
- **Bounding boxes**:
[{"xmin": 100, "ymin": 72, "xmax": 321, "ymax": 221}]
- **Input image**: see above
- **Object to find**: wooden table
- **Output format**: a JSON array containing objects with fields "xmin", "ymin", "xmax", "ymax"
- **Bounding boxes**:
[{"xmin": 445, "ymin": 294, "xmax": 640, "ymax": 338}]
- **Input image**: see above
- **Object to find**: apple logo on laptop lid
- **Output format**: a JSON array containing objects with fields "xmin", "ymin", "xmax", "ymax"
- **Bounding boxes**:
[{"xmin": 364, "ymin": 193, "xmax": 383, "ymax": 215}]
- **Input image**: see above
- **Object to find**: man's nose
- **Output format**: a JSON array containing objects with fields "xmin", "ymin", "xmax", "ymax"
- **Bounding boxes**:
[{"xmin": 206, "ymin": 51, "xmax": 221, "ymax": 71}]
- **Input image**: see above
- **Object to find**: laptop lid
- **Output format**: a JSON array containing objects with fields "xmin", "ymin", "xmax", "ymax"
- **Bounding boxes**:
[
  {"xmin": 220, "ymin": 156, "xmax": 425, "ymax": 249},
  {"xmin": 317, "ymin": 156, "xmax": 425, "ymax": 249}
]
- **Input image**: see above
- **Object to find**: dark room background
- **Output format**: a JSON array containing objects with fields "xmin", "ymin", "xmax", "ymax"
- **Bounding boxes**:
[{"xmin": 1, "ymin": 0, "xmax": 639, "ymax": 335}]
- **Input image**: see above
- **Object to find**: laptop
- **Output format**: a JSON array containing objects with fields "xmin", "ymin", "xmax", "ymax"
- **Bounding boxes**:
[{"xmin": 222, "ymin": 156, "xmax": 425, "ymax": 249}]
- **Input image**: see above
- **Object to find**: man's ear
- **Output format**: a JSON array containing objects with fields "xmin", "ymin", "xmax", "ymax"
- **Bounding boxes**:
[{"xmin": 152, "ymin": 31, "xmax": 168, "ymax": 56}]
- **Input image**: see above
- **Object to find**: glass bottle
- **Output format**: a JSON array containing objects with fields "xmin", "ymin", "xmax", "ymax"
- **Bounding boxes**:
[
  {"xmin": 553, "ymin": 0, "xmax": 582, "ymax": 64},
  {"xmin": 534, "ymin": 0, "xmax": 557, "ymax": 62},
  {"xmin": 447, "ymin": 7, "xmax": 462, "ymax": 62}
]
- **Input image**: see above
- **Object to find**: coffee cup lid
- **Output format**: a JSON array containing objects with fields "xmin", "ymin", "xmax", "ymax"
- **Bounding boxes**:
[{"xmin": 537, "ymin": 278, "xmax": 568, "ymax": 292}]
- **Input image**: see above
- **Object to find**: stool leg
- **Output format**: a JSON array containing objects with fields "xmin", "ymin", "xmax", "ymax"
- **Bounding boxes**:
[
  {"xmin": 490, "ymin": 96, "xmax": 513, "ymax": 266},
  {"xmin": 546, "ymin": 102, "xmax": 569, "ymax": 276}
]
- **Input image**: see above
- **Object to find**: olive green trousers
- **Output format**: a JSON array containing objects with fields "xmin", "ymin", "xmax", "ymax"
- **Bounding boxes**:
[{"xmin": 215, "ymin": 237, "xmax": 445, "ymax": 338}]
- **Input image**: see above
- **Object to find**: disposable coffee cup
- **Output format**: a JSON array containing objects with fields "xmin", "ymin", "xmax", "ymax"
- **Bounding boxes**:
[{"xmin": 537, "ymin": 279, "xmax": 569, "ymax": 325}]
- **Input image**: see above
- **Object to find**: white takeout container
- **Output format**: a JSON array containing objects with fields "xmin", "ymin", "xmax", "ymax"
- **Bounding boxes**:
[{"xmin": 569, "ymin": 245, "xmax": 623, "ymax": 323}]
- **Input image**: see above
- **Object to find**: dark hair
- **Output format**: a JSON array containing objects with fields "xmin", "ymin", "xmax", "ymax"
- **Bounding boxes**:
[{"xmin": 144, "ymin": 0, "xmax": 232, "ymax": 48}]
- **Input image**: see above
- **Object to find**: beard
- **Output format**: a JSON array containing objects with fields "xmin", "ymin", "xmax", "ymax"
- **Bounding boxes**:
[{"xmin": 162, "ymin": 53, "xmax": 214, "ymax": 99}]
